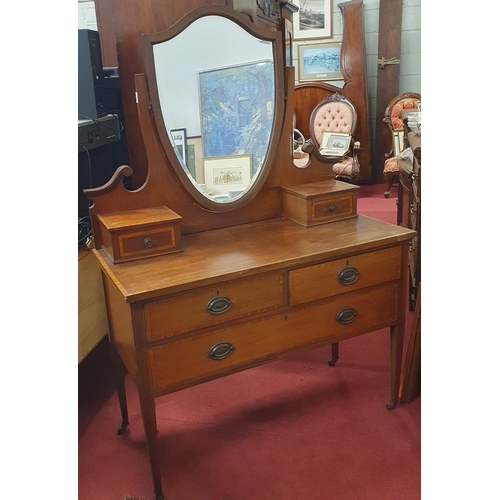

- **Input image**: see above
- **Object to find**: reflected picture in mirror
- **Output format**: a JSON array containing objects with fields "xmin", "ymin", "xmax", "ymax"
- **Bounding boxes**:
[
  {"xmin": 199, "ymin": 60, "xmax": 274, "ymax": 177},
  {"xmin": 151, "ymin": 14, "xmax": 276, "ymax": 204}
]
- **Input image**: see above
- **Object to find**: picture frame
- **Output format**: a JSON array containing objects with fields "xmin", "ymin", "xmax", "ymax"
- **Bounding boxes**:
[
  {"xmin": 170, "ymin": 128, "xmax": 187, "ymax": 164},
  {"xmin": 292, "ymin": 0, "xmax": 332, "ymax": 40},
  {"xmin": 298, "ymin": 42, "xmax": 342, "ymax": 82},
  {"xmin": 186, "ymin": 136, "xmax": 202, "ymax": 180},
  {"xmin": 198, "ymin": 60, "xmax": 274, "ymax": 175},
  {"xmin": 319, "ymin": 131, "xmax": 351, "ymax": 156},
  {"xmin": 202, "ymin": 154, "xmax": 252, "ymax": 197}
]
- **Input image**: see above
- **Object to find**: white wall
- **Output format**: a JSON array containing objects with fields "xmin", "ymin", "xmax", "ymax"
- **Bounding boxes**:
[{"xmin": 78, "ymin": 0, "xmax": 97, "ymax": 30}]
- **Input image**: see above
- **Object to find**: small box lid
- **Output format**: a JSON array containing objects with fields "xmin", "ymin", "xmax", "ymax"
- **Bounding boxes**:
[
  {"xmin": 282, "ymin": 179, "xmax": 359, "ymax": 200},
  {"xmin": 97, "ymin": 206, "xmax": 182, "ymax": 230}
]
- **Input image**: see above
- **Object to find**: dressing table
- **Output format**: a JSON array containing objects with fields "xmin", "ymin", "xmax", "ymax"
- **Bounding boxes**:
[{"xmin": 85, "ymin": 3, "xmax": 415, "ymax": 499}]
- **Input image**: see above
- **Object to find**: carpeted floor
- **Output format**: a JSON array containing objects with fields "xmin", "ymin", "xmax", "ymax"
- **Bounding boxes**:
[{"xmin": 78, "ymin": 183, "xmax": 420, "ymax": 500}]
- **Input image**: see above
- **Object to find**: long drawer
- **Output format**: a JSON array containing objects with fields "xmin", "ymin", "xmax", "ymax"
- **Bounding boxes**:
[
  {"xmin": 289, "ymin": 246, "xmax": 401, "ymax": 305},
  {"xmin": 145, "ymin": 272, "xmax": 284, "ymax": 342},
  {"xmin": 149, "ymin": 282, "xmax": 398, "ymax": 394}
]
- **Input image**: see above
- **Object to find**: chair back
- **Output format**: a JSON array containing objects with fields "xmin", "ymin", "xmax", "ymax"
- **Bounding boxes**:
[
  {"xmin": 309, "ymin": 93, "xmax": 357, "ymax": 148},
  {"xmin": 383, "ymin": 92, "xmax": 420, "ymax": 157}
]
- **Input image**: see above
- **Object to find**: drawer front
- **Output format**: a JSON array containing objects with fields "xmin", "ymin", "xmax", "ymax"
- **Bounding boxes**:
[
  {"xmin": 311, "ymin": 195, "xmax": 355, "ymax": 224},
  {"xmin": 145, "ymin": 272, "xmax": 284, "ymax": 342},
  {"xmin": 116, "ymin": 225, "xmax": 179, "ymax": 261},
  {"xmin": 289, "ymin": 246, "xmax": 401, "ymax": 306},
  {"xmin": 149, "ymin": 282, "xmax": 398, "ymax": 394}
]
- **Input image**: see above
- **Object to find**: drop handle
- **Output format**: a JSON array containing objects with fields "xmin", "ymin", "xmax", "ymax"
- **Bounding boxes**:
[
  {"xmin": 336, "ymin": 307, "xmax": 357, "ymax": 324},
  {"xmin": 206, "ymin": 296, "xmax": 232, "ymax": 315},
  {"xmin": 337, "ymin": 267, "xmax": 359, "ymax": 285},
  {"xmin": 208, "ymin": 342, "xmax": 234, "ymax": 360}
]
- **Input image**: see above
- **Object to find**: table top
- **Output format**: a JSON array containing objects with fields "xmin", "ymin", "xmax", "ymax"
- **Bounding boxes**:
[{"xmin": 94, "ymin": 215, "xmax": 416, "ymax": 302}]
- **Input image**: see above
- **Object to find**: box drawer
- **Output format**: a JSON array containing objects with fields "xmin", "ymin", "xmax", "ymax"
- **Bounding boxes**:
[
  {"xmin": 149, "ymin": 282, "xmax": 398, "ymax": 394},
  {"xmin": 282, "ymin": 179, "xmax": 359, "ymax": 227},
  {"xmin": 289, "ymin": 246, "xmax": 401, "ymax": 305},
  {"xmin": 98, "ymin": 206, "xmax": 182, "ymax": 263},
  {"xmin": 145, "ymin": 272, "xmax": 284, "ymax": 342}
]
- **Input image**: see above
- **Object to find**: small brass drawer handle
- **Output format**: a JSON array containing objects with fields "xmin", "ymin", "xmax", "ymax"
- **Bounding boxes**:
[
  {"xmin": 206, "ymin": 296, "xmax": 232, "ymax": 315},
  {"xmin": 143, "ymin": 237, "xmax": 153, "ymax": 248},
  {"xmin": 208, "ymin": 342, "xmax": 234, "ymax": 360},
  {"xmin": 336, "ymin": 307, "xmax": 357, "ymax": 324},
  {"xmin": 328, "ymin": 205, "xmax": 339, "ymax": 213},
  {"xmin": 337, "ymin": 266, "xmax": 359, "ymax": 285}
]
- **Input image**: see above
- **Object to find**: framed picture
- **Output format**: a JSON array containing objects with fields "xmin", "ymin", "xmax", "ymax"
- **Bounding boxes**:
[
  {"xmin": 198, "ymin": 60, "xmax": 274, "ymax": 176},
  {"xmin": 298, "ymin": 42, "xmax": 342, "ymax": 82},
  {"xmin": 293, "ymin": 0, "xmax": 332, "ymax": 40},
  {"xmin": 319, "ymin": 131, "xmax": 351, "ymax": 156},
  {"xmin": 186, "ymin": 136, "xmax": 202, "ymax": 180},
  {"xmin": 170, "ymin": 128, "xmax": 187, "ymax": 164},
  {"xmin": 202, "ymin": 154, "xmax": 252, "ymax": 197}
]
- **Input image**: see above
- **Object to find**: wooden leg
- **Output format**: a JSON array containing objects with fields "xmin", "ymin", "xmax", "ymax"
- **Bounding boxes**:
[
  {"xmin": 109, "ymin": 340, "xmax": 129, "ymax": 435},
  {"xmin": 138, "ymin": 392, "xmax": 166, "ymax": 500},
  {"xmin": 386, "ymin": 322, "xmax": 404, "ymax": 410},
  {"xmin": 328, "ymin": 342, "xmax": 340, "ymax": 366},
  {"xmin": 383, "ymin": 171, "xmax": 394, "ymax": 198}
]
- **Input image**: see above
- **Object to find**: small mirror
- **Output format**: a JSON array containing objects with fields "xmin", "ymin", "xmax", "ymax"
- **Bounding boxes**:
[{"xmin": 149, "ymin": 14, "xmax": 277, "ymax": 204}]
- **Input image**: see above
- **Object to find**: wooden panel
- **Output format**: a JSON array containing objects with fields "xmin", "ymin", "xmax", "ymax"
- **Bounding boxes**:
[
  {"xmin": 289, "ymin": 246, "xmax": 401, "ymax": 305},
  {"xmin": 78, "ymin": 250, "xmax": 109, "ymax": 363},
  {"xmin": 149, "ymin": 282, "xmax": 399, "ymax": 394},
  {"xmin": 339, "ymin": 0, "xmax": 372, "ymax": 182},
  {"xmin": 102, "ymin": 273, "xmax": 137, "ymax": 379},
  {"xmin": 145, "ymin": 272, "xmax": 284, "ymax": 341},
  {"xmin": 373, "ymin": 0, "xmax": 403, "ymax": 183}
]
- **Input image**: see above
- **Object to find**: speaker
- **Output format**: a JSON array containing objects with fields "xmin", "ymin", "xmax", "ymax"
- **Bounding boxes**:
[{"xmin": 78, "ymin": 29, "xmax": 107, "ymax": 120}]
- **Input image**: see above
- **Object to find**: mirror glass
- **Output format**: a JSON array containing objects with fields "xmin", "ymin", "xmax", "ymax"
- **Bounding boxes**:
[{"xmin": 152, "ymin": 15, "xmax": 276, "ymax": 203}]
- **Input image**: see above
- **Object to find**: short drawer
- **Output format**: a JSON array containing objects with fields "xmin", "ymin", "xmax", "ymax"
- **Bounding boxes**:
[
  {"xmin": 145, "ymin": 272, "xmax": 284, "ymax": 342},
  {"xmin": 149, "ymin": 282, "xmax": 398, "ymax": 394},
  {"xmin": 97, "ymin": 206, "xmax": 183, "ymax": 263},
  {"xmin": 289, "ymin": 246, "xmax": 401, "ymax": 305}
]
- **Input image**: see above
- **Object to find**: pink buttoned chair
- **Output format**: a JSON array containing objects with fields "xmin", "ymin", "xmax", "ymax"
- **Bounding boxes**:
[
  {"xmin": 303, "ymin": 93, "xmax": 361, "ymax": 183},
  {"xmin": 382, "ymin": 92, "xmax": 421, "ymax": 198}
]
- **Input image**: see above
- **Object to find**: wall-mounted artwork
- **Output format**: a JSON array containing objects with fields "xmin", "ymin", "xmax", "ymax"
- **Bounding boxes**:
[
  {"xmin": 198, "ymin": 60, "xmax": 274, "ymax": 175},
  {"xmin": 298, "ymin": 42, "xmax": 342, "ymax": 82},
  {"xmin": 293, "ymin": 0, "xmax": 332, "ymax": 40}
]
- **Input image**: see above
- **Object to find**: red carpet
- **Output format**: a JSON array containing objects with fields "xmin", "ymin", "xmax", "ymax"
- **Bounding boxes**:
[{"xmin": 78, "ymin": 183, "xmax": 420, "ymax": 500}]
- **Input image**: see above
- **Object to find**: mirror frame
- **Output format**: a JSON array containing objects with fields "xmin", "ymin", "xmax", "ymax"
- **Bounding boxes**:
[{"xmin": 142, "ymin": 5, "xmax": 285, "ymax": 213}]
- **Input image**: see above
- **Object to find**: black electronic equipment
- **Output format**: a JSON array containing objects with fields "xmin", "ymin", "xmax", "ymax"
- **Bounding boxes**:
[{"xmin": 78, "ymin": 29, "xmax": 107, "ymax": 120}]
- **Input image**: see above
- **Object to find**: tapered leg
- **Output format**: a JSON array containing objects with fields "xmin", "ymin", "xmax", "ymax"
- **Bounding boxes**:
[
  {"xmin": 109, "ymin": 340, "xmax": 129, "ymax": 434},
  {"xmin": 138, "ymin": 392, "xmax": 165, "ymax": 500},
  {"xmin": 328, "ymin": 342, "xmax": 340, "ymax": 366},
  {"xmin": 386, "ymin": 323, "xmax": 404, "ymax": 410}
]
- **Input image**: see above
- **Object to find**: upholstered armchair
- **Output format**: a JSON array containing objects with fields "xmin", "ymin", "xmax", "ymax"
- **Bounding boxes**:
[
  {"xmin": 382, "ymin": 92, "xmax": 421, "ymax": 198},
  {"xmin": 302, "ymin": 93, "xmax": 361, "ymax": 183}
]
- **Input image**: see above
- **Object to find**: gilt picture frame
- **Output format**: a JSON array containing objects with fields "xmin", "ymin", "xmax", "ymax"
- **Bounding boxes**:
[
  {"xmin": 298, "ymin": 41, "xmax": 342, "ymax": 82},
  {"xmin": 292, "ymin": 0, "xmax": 332, "ymax": 41}
]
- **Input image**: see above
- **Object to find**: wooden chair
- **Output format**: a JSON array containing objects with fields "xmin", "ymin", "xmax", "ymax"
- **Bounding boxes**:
[{"xmin": 382, "ymin": 92, "xmax": 421, "ymax": 198}]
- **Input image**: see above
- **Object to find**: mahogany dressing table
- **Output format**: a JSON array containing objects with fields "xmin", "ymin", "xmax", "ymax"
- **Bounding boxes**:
[{"xmin": 84, "ymin": 4, "xmax": 415, "ymax": 499}]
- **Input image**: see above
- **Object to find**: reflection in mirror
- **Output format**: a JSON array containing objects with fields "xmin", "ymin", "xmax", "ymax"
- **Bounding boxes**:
[{"xmin": 152, "ymin": 15, "xmax": 275, "ymax": 203}]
